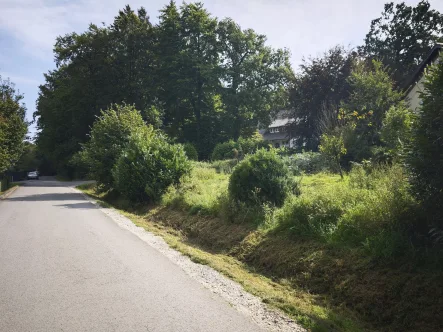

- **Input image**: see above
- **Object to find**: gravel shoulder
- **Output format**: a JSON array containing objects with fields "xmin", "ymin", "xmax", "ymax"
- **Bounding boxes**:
[{"xmin": 73, "ymin": 185, "xmax": 305, "ymax": 332}]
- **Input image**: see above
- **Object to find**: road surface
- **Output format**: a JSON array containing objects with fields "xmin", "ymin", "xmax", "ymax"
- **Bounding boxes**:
[{"xmin": 0, "ymin": 178, "xmax": 264, "ymax": 332}]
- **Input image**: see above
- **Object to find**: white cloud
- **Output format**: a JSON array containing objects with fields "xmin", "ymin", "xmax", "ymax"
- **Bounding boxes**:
[{"xmin": 1, "ymin": 0, "xmax": 442, "ymax": 67}]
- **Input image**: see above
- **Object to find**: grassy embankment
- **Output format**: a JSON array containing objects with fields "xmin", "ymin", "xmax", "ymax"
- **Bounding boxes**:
[{"xmin": 78, "ymin": 161, "xmax": 443, "ymax": 332}]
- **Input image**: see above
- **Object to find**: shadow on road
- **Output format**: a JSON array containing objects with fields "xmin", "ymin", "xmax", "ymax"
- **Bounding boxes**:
[
  {"xmin": 54, "ymin": 202, "xmax": 96, "ymax": 209},
  {"xmin": 5, "ymin": 193, "xmax": 85, "ymax": 202}
]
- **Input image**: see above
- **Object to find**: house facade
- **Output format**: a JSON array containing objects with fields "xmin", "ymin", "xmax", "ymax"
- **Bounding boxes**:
[
  {"xmin": 259, "ymin": 111, "xmax": 296, "ymax": 148},
  {"xmin": 404, "ymin": 43, "xmax": 442, "ymax": 111}
]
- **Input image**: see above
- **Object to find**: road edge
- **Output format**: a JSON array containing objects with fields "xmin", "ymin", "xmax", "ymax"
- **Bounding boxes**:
[
  {"xmin": 0, "ymin": 185, "xmax": 19, "ymax": 200},
  {"xmin": 72, "ymin": 186, "xmax": 305, "ymax": 332}
]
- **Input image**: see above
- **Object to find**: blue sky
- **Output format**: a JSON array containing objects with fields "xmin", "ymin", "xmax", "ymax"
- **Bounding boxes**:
[{"xmin": 1, "ymin": 0, "xmax": 442, "ymax": 138}]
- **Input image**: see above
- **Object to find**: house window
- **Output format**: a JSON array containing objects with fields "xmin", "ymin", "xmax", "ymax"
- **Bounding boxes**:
[{"xmin": 274, "ymin": 127, "xmax": 279, "ymax": 133}]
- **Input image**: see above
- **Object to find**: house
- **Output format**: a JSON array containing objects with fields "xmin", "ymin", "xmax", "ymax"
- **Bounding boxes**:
[
  {"xmin": 259, "ymin": 111, "xmax": 296, "ymax": 148},
  {"xmin": 404, "ymin": 43, "xmax": 442, "ymax": 111}
]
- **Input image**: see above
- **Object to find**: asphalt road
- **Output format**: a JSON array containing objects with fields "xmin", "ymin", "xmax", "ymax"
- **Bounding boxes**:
[{"xmin": 0, "ymin": 178, "xmax": 264, "ymax": 332}]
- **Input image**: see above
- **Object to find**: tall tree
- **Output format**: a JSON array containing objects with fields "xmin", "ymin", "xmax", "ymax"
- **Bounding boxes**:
[
  {"xmin": 408, "ymin": 56, "xmax": 443, "ymax": 228},
  {"xmin": 35, "ymin": 6, "xmax": 157, "ymax": 176},
  {"xmin": 217, "ymin": 18, "xmax": 292, "ymax": 140},
  {"xmin": 155, "ymin": 1, "xmax": 184, "ymax": 137},
  {"xmin": 340, "ymin": 60, "xmax": 404, "ymax": 162},
  {"xmin": 289, "ymin": 46, "xmax": 356, "ymax": 151},
  {"xmin": 360, "ymin": 1, "xmax": 443, "ymax": 86},
  {"xmin": 0, "ymin": 76, "xmax": 28, "ymax": 174},
  {"xmin": 178, "ymin": 2, "xmax": 220, "ymax": 157}
]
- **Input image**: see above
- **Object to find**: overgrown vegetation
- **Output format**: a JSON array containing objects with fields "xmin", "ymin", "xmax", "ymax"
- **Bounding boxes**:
[
  {"xmin": 0, "ymin": 75, "xmax": 27, "ymax": 174},
  {"xmin": 31, "ymin": 1, "xmax": 443, "ymax": 331},
  {"xmin": 229, "ymin": 149, "xmax": 298, "ymax": 207},
  {"xmin": 79, "ymin": 158, "xmax": 443, "ymax": 331}
]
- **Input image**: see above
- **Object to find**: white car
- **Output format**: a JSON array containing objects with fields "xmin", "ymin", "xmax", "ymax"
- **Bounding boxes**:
[{"xmin": 27, "ymin": 171, "xmax": 39, "ymax": 180}]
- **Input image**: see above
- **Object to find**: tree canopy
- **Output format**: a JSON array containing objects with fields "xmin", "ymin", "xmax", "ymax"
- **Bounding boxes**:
[
  {"xmin": 34, "ymin": 2, "xmax": 291, "ymax": 173},
  {"xmin": 359, "ymin": 0, "xmax": 443, "ymax": 86},
  {"xmin": 0, "ymin": 76, "xmax": 28, "ymax": 174}
]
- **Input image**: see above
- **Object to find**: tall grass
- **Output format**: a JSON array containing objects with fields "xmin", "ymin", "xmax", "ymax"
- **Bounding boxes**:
[
  {"xmin": 164, "ymin": 162, "xmax": 418, "ymax": 261},
  {"xmin": 275, "ymin": 164, "xmax": 417, "ymax": 260}
]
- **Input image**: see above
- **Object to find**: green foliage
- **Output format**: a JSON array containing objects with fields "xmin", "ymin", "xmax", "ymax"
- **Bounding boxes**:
[
  {"xmin": 360, "ymin": 0, "xmax": 443, "ymax": 86},
  {"xmin": 237, "ymin": 132, "xmax": 269, "ymax": 154},
  {"xmin": 277, "ymin": 164, "xmax": 416, "ymax": 259},
  {"xmin": 112, "ymin": 128, "xmax": 192, "ymax": 202},
  {"xmin": 217, "ymin": 18, "xmax": 293, "ymax": 140},
  {"xmin": 211, "ymin": 134, "xmax": 269, "ymax": 161},
  {"xmin": 289, "ymin": 152, "xmax": 332, "ymax": 174},
  {"xmin": 340, "ymin": 60, "xmax": 403, "ymax": 162},
  {"xmin": 81, "ymin": 104, "xmax": 146, "ymax": 191},
  {"xmin": 183, "ymin": 143, "xmax": 198, "ymax": 161},
  {"xmin": 319, "ymin": 131, "xmax": 347, "ymax": 178},
  {"xmin": 229, "ymin": 149, "xmax": 297, "ymax": 207},
  {"xmin": 209, "ymin": 159, "xmax": 238, "ymax": 174},
  {"xmin": 14, "ymin": 142, "xmax": 39, "ymax": 172},
  {"xmin": 380, "ymin": 104, "xmax": 414, "ymax": 157},
  {"xmin": 36, "ymin": 2, "xmax": 292, "ymax": 171},
  {"xmin": 289, "ymin": 46, "xmax": 356, "ymax": 150},
  {"xmin": 0, "ymin": 76, "xmax": 27, "ymax": 174},
  {"xmin": 162, "ymin": 166, "xmax": 229, "ymax": 216},
  {"xmin": 211, "ymin": 140, "xmax": 241, "ymax": 160},
  {"xmin": 408, "ymin": 57, "xmax": 443, "ymax": 228},
  {"xmin": 35, "ymin": 6, "xmax": 156, "ymax": 176}
]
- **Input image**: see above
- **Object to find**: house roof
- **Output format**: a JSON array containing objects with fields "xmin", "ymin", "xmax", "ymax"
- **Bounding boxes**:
[
  {"xmin": 261, "ymin": 131, "xmax": 289, "ymax": 141},
  {"xmin": 269, "ymin": 117, "xmax": 294, "ymax": 128},
  {"xmin": 404, "ymin": 43, "xmax": 443, "ymax": 94},
  {"xmin": 268, "ymin": 110, "xmax": 295, "ymax": 128}
]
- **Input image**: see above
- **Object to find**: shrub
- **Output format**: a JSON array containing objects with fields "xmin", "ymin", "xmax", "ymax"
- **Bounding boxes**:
[
  {"xmin": 319, "ymin": 131, "xmax": 347, "ymax": 178},
  {"xmin": 407, "ymin": 57, "xmax": 443, "ymax": 228},
  {"xmin": 289, "ymin": 152, "xmax": 332, "ymax": 174},
  {"xmin": 81, "ymin": 104, "xmax": 146, "ymax": 191},
  {"xmin": 112, "ymin": 127, "xmax": 191, "ymax": 202},
  {"xmin": 229, "ymin": 149, "xmax": 298, "ymax": 207},
  {"xmin": 238, "ymin": 132, "xmax": 269, "ymax": 155},
  {"xmin": 211, "ymin": 140, "xmax": 241, "ymax": 160},
  {"xmin": 211, "ymin": 159, "xmax": 238, "ymax": 174},
  {"xmin": 183, "ymin": 143, "xmax": 198, "ymax": 161},
  {"xmin": 276, "ymin": 164, "xmax": 417, "ymax": 259}
]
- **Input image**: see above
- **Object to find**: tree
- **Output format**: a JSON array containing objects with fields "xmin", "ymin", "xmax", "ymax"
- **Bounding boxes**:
[
  {"xmin": 289, "ymin": 46, "xmax": 356, "ymax": 151},
  {"xmin": 340, "ymin": 60, "xmax": 403, "ymax": 162},
  {"xmin": 380, "ymin": 104, "xmax": 414, "ymax": 157},
  {"xmin": 360, "ymin": 1, "xmax": 443, "ymax": 86},
  {"xmin": 217, "ymin": 18, "xmax": 292, "ymax": 140},
  {"xmin": 81, "ymin": 104, "xmax": 147, "ymax": 192},
  {"xmin": 408, "ymin": 56, "xmax": 443, "ymax": 228},
  {"xmin": 112, "ymin": 127, "xmax": 191, "ymax": 202},
  {"xmin": 319, "ymin": 131, "xmax": 346, "ymax": 179},
  {"xmin": 35, "ymin": 6, "xmax": 157, "ymax": 177},
  {"xmin": 14, "ymin": 142, "xmax": 39, "ymax": 172},
  {"xmin": 0, "ymin": 76, "xmax": 28, "ymax": 174}
]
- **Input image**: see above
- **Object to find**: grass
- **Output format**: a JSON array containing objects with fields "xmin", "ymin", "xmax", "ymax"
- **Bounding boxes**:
[
  {"xmin": 79, "ymin": 182, "xmax": 362, "ymax": 331},
  {"xmin": 0, "ymin": 182, "xmax": 22, "ymax": 196},
  {"xmin": 77, "ymin": 163, "xmax": 443, "ymax": 331}
]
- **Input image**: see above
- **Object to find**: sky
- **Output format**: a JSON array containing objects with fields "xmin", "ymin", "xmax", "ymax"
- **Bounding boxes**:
[{"xmin": 1, "ymin": 0, "xmax": 443, "ymax": 138}]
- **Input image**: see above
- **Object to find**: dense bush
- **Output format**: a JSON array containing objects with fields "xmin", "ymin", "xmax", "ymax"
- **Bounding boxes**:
[
  {"xmin": 276, "ymin": 164, "xmax": 416, "ymax": 259},
  {"xmin": 112, "ymin": 127, "xmax": 191, "ymax": 202},
  {"xmin": 408, "ymin": 58, "xmax": 443, "ymax": 229},
  {"xmin": 211, "ymin": 140, "xmax": 241, "ymax": 160},
  {"xmin": 238, "ymin": 132, "xmax": 269, "ymax": 154},
  {"xmin": 81, "ymin": 104, "xmax": 146, "ymax": 191},
  {"xmin": 211, "ymin": 133, "xmax": 269, "ymax": 161},
  {"xmin": 229, "ymin": 149, "xmax": 298, "ymax": 207},
  {"xmin": 183, "ymin": 143, "xmax": 198, "ymax": 161},
  {"xmin": 288, "ymin": 152, "xmax": 332, "ymax": 174}
]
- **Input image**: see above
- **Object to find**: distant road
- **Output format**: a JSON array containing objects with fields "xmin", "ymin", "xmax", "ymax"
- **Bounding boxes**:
[{"xmin": 0, "ymin": 178, "xmax": 264, "ymax": 332}]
